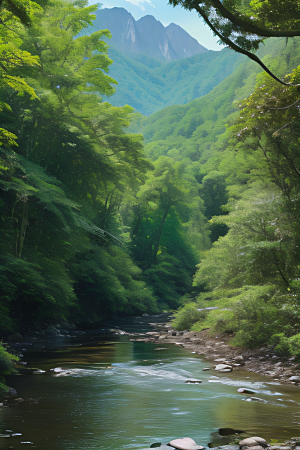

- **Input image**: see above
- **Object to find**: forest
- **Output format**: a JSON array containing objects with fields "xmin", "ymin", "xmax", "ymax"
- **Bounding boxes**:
[{"xmin": 1, "ymin": 0, "xmax": 300, "ymax": 385}]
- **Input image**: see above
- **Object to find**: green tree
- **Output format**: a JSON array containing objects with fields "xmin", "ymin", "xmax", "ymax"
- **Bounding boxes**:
[{"xmin": 169, "ymin": 0, "xmax": 300, "ymax": 84}]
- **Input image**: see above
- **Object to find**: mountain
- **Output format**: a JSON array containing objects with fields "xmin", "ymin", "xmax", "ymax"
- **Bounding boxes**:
[
  {"xmin": 129, "ymin": 37, "xmax": 300, "ymax": 161},
  {"xmin": 91, "ymin": 7, "xmax": 207, "ymax": 62},
  {"xmin": 104, "ymin": 46, "xmax": 243, "ymax": 116},
  {"xmin": 79, "ymin": 7, "xmax": 244, "ymax": 115}
]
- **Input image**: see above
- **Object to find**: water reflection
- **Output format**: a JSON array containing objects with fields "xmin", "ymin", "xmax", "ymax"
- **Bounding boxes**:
[{"xmin": 1, "ymin": 321, "xmax": 300, "ymax": 450}]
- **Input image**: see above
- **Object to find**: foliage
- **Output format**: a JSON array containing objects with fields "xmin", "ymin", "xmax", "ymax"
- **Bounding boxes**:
[
  {"xmin": 271, "ymin": 333, "xmax": 300, "ymax": 359},
  {"xmin": 104, "ymin": 46, "xmax": 243, "ymax": 115},
  {"xmin": 169, "ymin": 0, "xmax": 300, "ymax": 84},
  {"xmin": 72, "ymin": 245, "xmax": 158, "ymax": 326},
  {"xmin": 0, "ymin": 0, "xmax": 160, "ymax": 337},
  {"xmin": 171, "ymin": 303, "xmax": 206, "ymax": 331},
  {"xmin": 0, "ymin": 344, "xmax": 18, "ymax": 392}
]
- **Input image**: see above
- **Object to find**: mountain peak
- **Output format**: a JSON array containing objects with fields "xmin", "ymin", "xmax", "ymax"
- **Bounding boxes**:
[{"xmin": 92, "ymin": 8, "xmax": 207, "ymax": 62}]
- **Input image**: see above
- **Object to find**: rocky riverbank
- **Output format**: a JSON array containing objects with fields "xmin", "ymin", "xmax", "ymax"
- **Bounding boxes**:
[
  {"xmin": 130, "ymin": 322, "xmax": 300, "ymax": 385},
  {"xmin": 139, "ymin": 435, "xmax": 300, "ymax": 450}
]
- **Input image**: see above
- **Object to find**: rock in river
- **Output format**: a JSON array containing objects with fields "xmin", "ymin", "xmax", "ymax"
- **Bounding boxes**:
[
  {"xmin": 239, "ymin": 437, "xmax": 268, "ymax": 448},
  {"xmin": 185, "ymin": 380, "xmax": 202, "ymax": 384},
  {"xmin": 168, "ymin": 437, "xmax": 205, "ymax": 450},
  {"xmin": 237, "ymin": 388, "xmax": 255, "ymax": 394},
  {"xmin": 215, "ymin": 364, "xmax": 232, "ymax": 372}
]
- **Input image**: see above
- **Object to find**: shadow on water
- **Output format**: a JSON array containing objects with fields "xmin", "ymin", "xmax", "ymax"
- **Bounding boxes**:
[{"xmin": 1, "ymin": 316, "xmax": 300, "ymax": 450}]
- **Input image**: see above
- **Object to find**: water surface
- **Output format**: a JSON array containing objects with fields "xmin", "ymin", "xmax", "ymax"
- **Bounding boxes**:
[{"xmin": 1, "ymin": 318, "xmax": 300, "ymax": 449}]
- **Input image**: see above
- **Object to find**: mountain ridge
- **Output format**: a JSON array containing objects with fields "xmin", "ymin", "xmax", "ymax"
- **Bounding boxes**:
[
  {"xmin": 92, "ymin": 7, "xmax": 207, "ymax": 62},
  {"xmin": 105, "ymin": 46, "xmax": 244, "ymax": 115}
]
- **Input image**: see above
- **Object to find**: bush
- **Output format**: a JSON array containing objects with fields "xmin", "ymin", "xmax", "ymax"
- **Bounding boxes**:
[
  {"xmin": 0, "ymin": 344, "xmax": 18, "ymax": 392},
  {"xmin": 270, "ymin": 333, "xmax": 291, "ymax": 357},
  {"xmin": 287, "ymin": 333, "xmax": 300, "ymax": 359},
  {"xmin": 172, "ymin": 303, "xmax": 206, "ymax": 331},
  {"xmin": 229, "ymin": 296, "xmax": 279, "ymax": 348},
  {"xmin": 191, "ymin": 308, "xmax": 235, "ymax": 333}
]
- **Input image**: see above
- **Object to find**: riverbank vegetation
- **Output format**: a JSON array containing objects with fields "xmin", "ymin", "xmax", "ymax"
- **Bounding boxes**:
[
  {"xmin": 171, "ymin": 60, "xmax": 300, "ymax": 355},
  {"xmin": 2, "ymin": 0, "xmax": 300, "ymax": 360}
]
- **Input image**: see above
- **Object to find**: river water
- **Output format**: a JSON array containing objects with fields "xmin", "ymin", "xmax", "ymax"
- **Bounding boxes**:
[{"xmin": 1, "ymin": 316, "xmax": 300, "ymax": 450}]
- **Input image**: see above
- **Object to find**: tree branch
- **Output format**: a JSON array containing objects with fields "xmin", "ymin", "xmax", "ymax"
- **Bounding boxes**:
[
  {"xmin": 209, "ymin": 0, "xmax": 300, "ymax": 38},
  {"xmin": 193, "ymin": 4, "xmax": 300, "ymax": 87}
]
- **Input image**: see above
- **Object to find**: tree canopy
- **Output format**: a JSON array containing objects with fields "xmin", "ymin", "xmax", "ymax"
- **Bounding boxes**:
[{"xmin": 169, "ymin": 0, "xmax": 300, "ymax": 85}]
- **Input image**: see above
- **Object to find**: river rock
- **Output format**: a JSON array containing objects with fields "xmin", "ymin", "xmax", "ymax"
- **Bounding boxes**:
[
  {"xmin": 239, "ymin": 437, "xmax": 268, "ymax": 448},
  {"xmin": 249, "ymin": 397, "xmax": 265, "ymax": 403},
  {"xmin": 213, "ymin": 446, "xmax": 239, "ymax": 450},
  {"xmin": 242, "ymin": 446, "xmax": 265, "ymax": 450},
  {"xmin": 237, "ymin": 388, "xmax": 255, "ymax": 394},
  {"xmin": 185, "ymin": 380, "xmax": 202, "ymax": 384},
  {"xmin": 269, "ymin": 447, "xmax": 292, "ymax": 450},
  {"xmin": 8, "ymin": 387, "xmax": 17, "ymax": 395},
  {"xmin": 51, "ymin": 367, "xmax": 64, "ymax": 373},
  {"xmin": 215, "ymin": 364, "xmax": 232, "ymax": 372},
  {"xmin": 141, "ymin": 448, "xmax": 174, "ymax": 450},
  {"xmin": 289, "ymin": 376, "xmax": 300, "ymax": 382},
  {"xmin": 168, "ymin": 437, "xmax": 205, "ymax": 450},
  {"xmin": 234, "ymin": 356, "xmax": 245, "ymax": 365}
]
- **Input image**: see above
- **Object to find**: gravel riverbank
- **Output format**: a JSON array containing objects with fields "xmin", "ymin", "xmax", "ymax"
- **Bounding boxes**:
[{"xmin": 130, "ymin": 322, "xmax": 300, "ymax": 385}]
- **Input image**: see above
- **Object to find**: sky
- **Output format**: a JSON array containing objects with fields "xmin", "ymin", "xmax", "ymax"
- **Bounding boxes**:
[{"xmin": 88, "ymin": 0, "xmax": 222, "ymax": 51}]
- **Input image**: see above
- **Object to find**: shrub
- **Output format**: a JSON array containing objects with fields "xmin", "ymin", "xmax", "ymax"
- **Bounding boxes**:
[
  {"xmin": 288, "ymin": 333, "xmax": 300, "ymax": 359},
  {"xmin": 172, "ymin": 303, "xmax": 206, "ymax": 331},
  {"xmin": 270, "ymin": 333, "xmax": 291, "ymax": 357},
  {"xmin": 191, "ymin": 309, "xmax": 235, "ymax": 333},
  {"xmin": 0, "ymin": 344, "xmax": 18, "ymax": 392}
]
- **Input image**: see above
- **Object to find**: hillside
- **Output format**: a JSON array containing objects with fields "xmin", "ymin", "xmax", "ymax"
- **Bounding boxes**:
[
  {"xmin": 105, "ymin": 46, "xmax": 243, "ymax": 115},
  {"xmin": 77, "ymin": 6, "xmax": 246, "ymax": 116},
  {"xmin": 130, "ymin": 37, "xmax": 300, "ymax": 159}
]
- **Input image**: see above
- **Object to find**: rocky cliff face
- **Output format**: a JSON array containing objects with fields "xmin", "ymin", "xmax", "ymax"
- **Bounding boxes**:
[{"xmin": 92, "ymin": 7, "xmax": 207, "ymax": 62}]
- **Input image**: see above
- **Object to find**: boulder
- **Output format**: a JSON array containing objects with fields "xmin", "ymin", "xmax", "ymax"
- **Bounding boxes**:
[
  {"xmin": 289, "ymin": 376, "xmax": 300, "ymax": 382},
  {"xmin": 239, "ymin": 437, "xmax": 268, "ymax": 448},
  {"xmin": 215, "ymin": 364, "xmax": 232, "ymax": 372},
  {"xmin": 168, "ymin": 437, "xmax": 205, "ymax": 450}
]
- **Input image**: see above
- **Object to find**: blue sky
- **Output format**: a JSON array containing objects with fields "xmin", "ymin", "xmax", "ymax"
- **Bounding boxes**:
[{"xmin": 88, "ymin": 0, "xmax": 222, "ymax": 51}]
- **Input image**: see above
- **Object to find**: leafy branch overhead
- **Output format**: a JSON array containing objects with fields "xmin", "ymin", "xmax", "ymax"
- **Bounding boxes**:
[{"xmin": 169, "ymin": 0, "xmax": 300, "ymax": 85}]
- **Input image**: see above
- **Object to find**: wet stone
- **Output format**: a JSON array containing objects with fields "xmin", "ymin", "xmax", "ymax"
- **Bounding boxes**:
[
  {"xmin": 215, "ymin": 364, "xmax": 232, "ymax": 372},
  {"xmin": 239, "ymin": 437, "xmax": 268, "ymax": 448},
  {"xmin": 269, "ymin": 447, "xmax": 292, "ymax": 450},
  {"xmin": 169, "ymin": 437, "xmax": 205, "ymax": 450}
]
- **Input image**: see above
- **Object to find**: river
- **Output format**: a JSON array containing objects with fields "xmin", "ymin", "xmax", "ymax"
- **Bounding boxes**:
[{"xmin": 1, "ymin": 316, "xmax": 300, "ymax": 450}]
